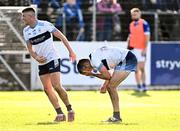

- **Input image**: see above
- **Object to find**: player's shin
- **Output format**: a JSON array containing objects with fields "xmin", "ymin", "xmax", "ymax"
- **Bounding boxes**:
[{"xmin": 107, "ymin": 87, "xmax": 121, "ymax": 120}]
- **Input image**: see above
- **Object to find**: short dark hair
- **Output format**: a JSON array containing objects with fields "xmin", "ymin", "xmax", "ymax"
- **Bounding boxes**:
[
  {"xmin": 130, "ymin": 8, "xmax": 141, "ymax": 14},
  {"xmin": 77, "ymin": 59, "xmax": 90, "ymax": 74},
  {"xmin": 22, "ymin": 7, "xmax": 35, "ymax": 13}
]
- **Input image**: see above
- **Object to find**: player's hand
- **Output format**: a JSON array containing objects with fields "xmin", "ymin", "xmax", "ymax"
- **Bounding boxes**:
[
  {"xmin": 69, "ymin": 51, "xmax": 76, "ymax": 63},
  {"xmin": 82, "ymin": 71, "xmax": 93, "ymax": 76},
  {"xmin": 35, "ymin": 56, "xmax": 47, "ymax": 63},
  {"xmin": 100, "ymin": 85, "xmax": 107, "ymax": 94},
  {"xmin": 100, "ymin": 80, "xmax": 109, "ymax": 94}
]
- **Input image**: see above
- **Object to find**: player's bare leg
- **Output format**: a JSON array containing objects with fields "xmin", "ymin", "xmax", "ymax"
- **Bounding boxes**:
[
  {"xmin": 140, "ymin": 62, "xmax": 147, "ymax": 91},
  {"xmin": 106, "ymin": 71, "xmax": 130, "ymax": 122},
  {"xmin": 50, "ymin": 72, "xmax": 70, "ymax": 105},
  {"xmin": 40, "ymin": 74, "xmax": 66, "ymax": 122},
  {"xmin": 135, "ymin": 62, "xmax": 143, "ymax": 91},
  {"xmin": 50, "ymin": 72, "xmax": 75, "ymax": 122}
]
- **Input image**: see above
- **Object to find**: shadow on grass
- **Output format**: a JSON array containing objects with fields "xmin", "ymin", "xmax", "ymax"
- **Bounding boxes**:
[
  {"xmin": 37, "ymin": 122, "xmax": 60, "ymax": 125},
  {"xmin": 130, "ymin": 90, "xmax": 151, "ymax": 97},
  {"xmin": 25, "ymin": 121, "xmax": 60, "ymax": 126},
  {"xmin": 120, "ymin": 122, "xmax": 139, "ymax": 125},
  {"xmin": 26, "ymin": 121, "xmax": 139, "ymax": 126},
  {"xmin": 98, "ymin": 122, "xmax": 139, "ymax": 126},
  {"xmin": 78, "ymin": 121, "xmax": 139, "ymax": 126}
]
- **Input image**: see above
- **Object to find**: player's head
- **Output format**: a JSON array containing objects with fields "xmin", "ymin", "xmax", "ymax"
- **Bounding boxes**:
[
  {"xmin": 22, "ymin": 7, "xmax": 36, "ymax": 25},
  {"xmin": 77, "ymin": 59, "xmax": 93, "ymax": 75},
  {"xmin": 130, "ymin": 8, "xmax": 141, "ymax": 21},
  {"xmin": 67, "ymin": 0, "xmax": 76, "ymax": 5}
]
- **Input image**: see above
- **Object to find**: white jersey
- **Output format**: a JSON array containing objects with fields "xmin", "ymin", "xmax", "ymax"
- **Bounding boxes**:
[
  {"xmin": 90, "ymin": 46, "xmax": 129, "ymax": 70},
  {"xmin": 23, "ymin": 20, "xmax": 60, "ymax": 65}
]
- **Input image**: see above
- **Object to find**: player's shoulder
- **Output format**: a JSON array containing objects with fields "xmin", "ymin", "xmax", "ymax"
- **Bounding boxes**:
[
  {"xmin": 37, "ymin": 20, "xmax": 50, "ymax": 26},
  {"xmin": 141, "ymin": 19, "xmax": 149, "ymax": 25},
  {"xmin": 40, "ymin": 20, "xmax": 55, "ymax": 27},
  {"xmin": 23, "ymin": 26, "xmax": 30, "ymax": 34}
]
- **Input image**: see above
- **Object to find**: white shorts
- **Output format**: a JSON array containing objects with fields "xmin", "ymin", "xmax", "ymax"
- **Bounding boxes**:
[{"xmin": 131, "ymin": 49, "xmax": 146, "ymax": 62}]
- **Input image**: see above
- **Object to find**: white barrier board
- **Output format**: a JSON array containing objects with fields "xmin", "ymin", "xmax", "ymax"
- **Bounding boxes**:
[{"xmin": 31, "ymin": 42, "xmax": 150, "ymax": 90}]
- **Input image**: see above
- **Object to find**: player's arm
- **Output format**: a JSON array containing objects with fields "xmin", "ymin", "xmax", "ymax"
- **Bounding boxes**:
[
  {"xmin": 100, "ymin": 80, "xmax": 110, "ymax": 93},
  {"xmin": 102, "ymin": 80, "xmax": 110, "ymax": 87},
  {"xmin": 26, "ymin": 42, "xmax": 46, "ymax": 63},
  {"xmin": 53, "ymin": 30, "xmax": 76, "ymax": 62},
  {"xmin": 142, "ymin": 21, "xmax": 150, "ymax": 55},
  {"xmin": 127, "ymin": 34, "xmax": 130, "ymax": 48},
  {"xmin": 83, "ymin": 65, "xmax": 111, "ymax": 80},
  {"xmin": 144, "ymin": 21, "xmax": 150, "ymax": 47},
  {"xmin": 143, "ymin": 34, "xmax": 150, "ymax": 55},
  {"xmin": 92, "ymin": 66, "xmax": 111, "ymax": 80},
  {"xmin": 145, "ymin": 34, "xmax": 150, "ymax": 48}
]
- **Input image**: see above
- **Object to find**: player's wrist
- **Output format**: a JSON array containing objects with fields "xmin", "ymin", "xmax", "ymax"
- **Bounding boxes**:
[{"xmin": 34, "ymin": 55, "xmax": 38, "ymax": 61}]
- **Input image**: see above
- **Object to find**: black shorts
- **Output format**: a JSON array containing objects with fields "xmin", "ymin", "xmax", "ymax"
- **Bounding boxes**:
[{"xmin": 38, "ymin": 59, "xmax": 61, "ymax": 76}]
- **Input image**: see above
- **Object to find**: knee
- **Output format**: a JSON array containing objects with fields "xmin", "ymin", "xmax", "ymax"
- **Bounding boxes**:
[
  {"xmin": 44, "ymin": 86, "xmax": 52, "ymax": 94},
  {"xmin": 107, "ymin": 86, "xmax": 117, "ymax": 95},
  {"xmin": 52, "ymin": 84, "xmax": 65, "ymax": 93},
  {"xmin": 142, "ymin": 69, "xmax": 145, "ymax": 73},
  {"xmin": 136, "ymin": 66, "xmax": 141, "ymax": 72},
  {"xmin": 52, "ymin": 83, "xmax": 62, "ymax": 89},
  {"xmin": 107, "ymin": 86, "xmax": 116, "ymax": 94},
  {"xmin": 140, "ymin": 67, "xmax": 145, "ymax": 73},
  {"xmin": 107, "ymin": 87, "xmax": 112, "ymax": 93},
  {"xmin": 108, "ymin": 82, "xmax": 117, "ymax": 89},
  {"xmin": 139, "ymin": 64, "xmax": 145, "ymax": 71}
]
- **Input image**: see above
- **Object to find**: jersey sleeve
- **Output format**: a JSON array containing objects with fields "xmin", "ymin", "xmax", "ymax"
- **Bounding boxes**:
[
  {"xmin": 45, "ymin": 21, "xmax": 57, "ymax": 33},
  {"xmin": 91, "ymin": 52, "xmax": 103, "ymax": 71},
  {"xmin": 143, "ymin": 20, "xmax": 150, "ymax": 35}
]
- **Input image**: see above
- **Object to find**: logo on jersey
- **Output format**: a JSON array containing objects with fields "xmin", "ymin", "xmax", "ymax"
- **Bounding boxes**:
[{"xmin": 29, "ymin": 31, "xmax": 51, "ymax": 45}]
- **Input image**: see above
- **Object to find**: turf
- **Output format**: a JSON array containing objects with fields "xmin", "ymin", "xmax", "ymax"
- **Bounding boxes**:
[{"xmin": 0, "ymin": 90, "xmax": 180, "ymax": 131}]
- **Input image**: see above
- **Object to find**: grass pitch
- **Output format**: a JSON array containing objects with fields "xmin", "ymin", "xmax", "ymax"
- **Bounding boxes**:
[{"xmin": 0, "ymin": 90, "xmax": 180, "ymax": 131}]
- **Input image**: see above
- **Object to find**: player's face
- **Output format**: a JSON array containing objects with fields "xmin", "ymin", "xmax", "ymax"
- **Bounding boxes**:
[
  {"xmin": 22, "ymin": 12, "xmax": 33, "ymax": 25},
  {"xmin": 81, "ymin": 64, "xmax": 93, "ymax": 75},
  {"xmin": 131, "ymin": 11, "xmax": 141, "ymax": 20}
]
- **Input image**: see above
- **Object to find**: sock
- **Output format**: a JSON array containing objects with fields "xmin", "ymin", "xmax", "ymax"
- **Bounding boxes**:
[
  {"xmin": 137, "ymin": 84, "xmax": 141, "ymax": 89},
  {"xmin": 142, "ymin": 83, "xmax": 146, "ymax": 88},
  {"xmin": 66, "ymin": 104, "xmax": 72, "ymax": 111},
  {"xmin": 113, "ymin": 112, "xmax": 120, "ymax": 120},
  {"xmin": 55, "ymin": 107, "xmax": 63, "ymax": 115},
  {"xmin": 142, "ymin": 83, "xmax": 147, "ymax": 90}
]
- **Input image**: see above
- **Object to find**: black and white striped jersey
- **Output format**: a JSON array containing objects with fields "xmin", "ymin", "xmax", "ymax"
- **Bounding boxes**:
[{"xmin": 23, "ymin": 20, "xmax": 60, "ymax": 65}]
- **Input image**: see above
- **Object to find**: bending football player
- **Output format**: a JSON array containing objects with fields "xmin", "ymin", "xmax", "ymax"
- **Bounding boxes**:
[{"xmin": 77, "ymin": 46, "xmax": 137, "ymax": 122}]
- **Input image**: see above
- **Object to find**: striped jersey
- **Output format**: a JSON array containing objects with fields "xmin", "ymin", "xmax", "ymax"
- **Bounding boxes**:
[{"xmin": 23, "ymin": 20, "xmax": 60, "ymax": 65}]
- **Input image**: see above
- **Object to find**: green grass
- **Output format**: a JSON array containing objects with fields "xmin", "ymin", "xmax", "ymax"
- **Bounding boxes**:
[{"xmin": 0, "ymin": 90, "xmax": 180, "ymax": 131}]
